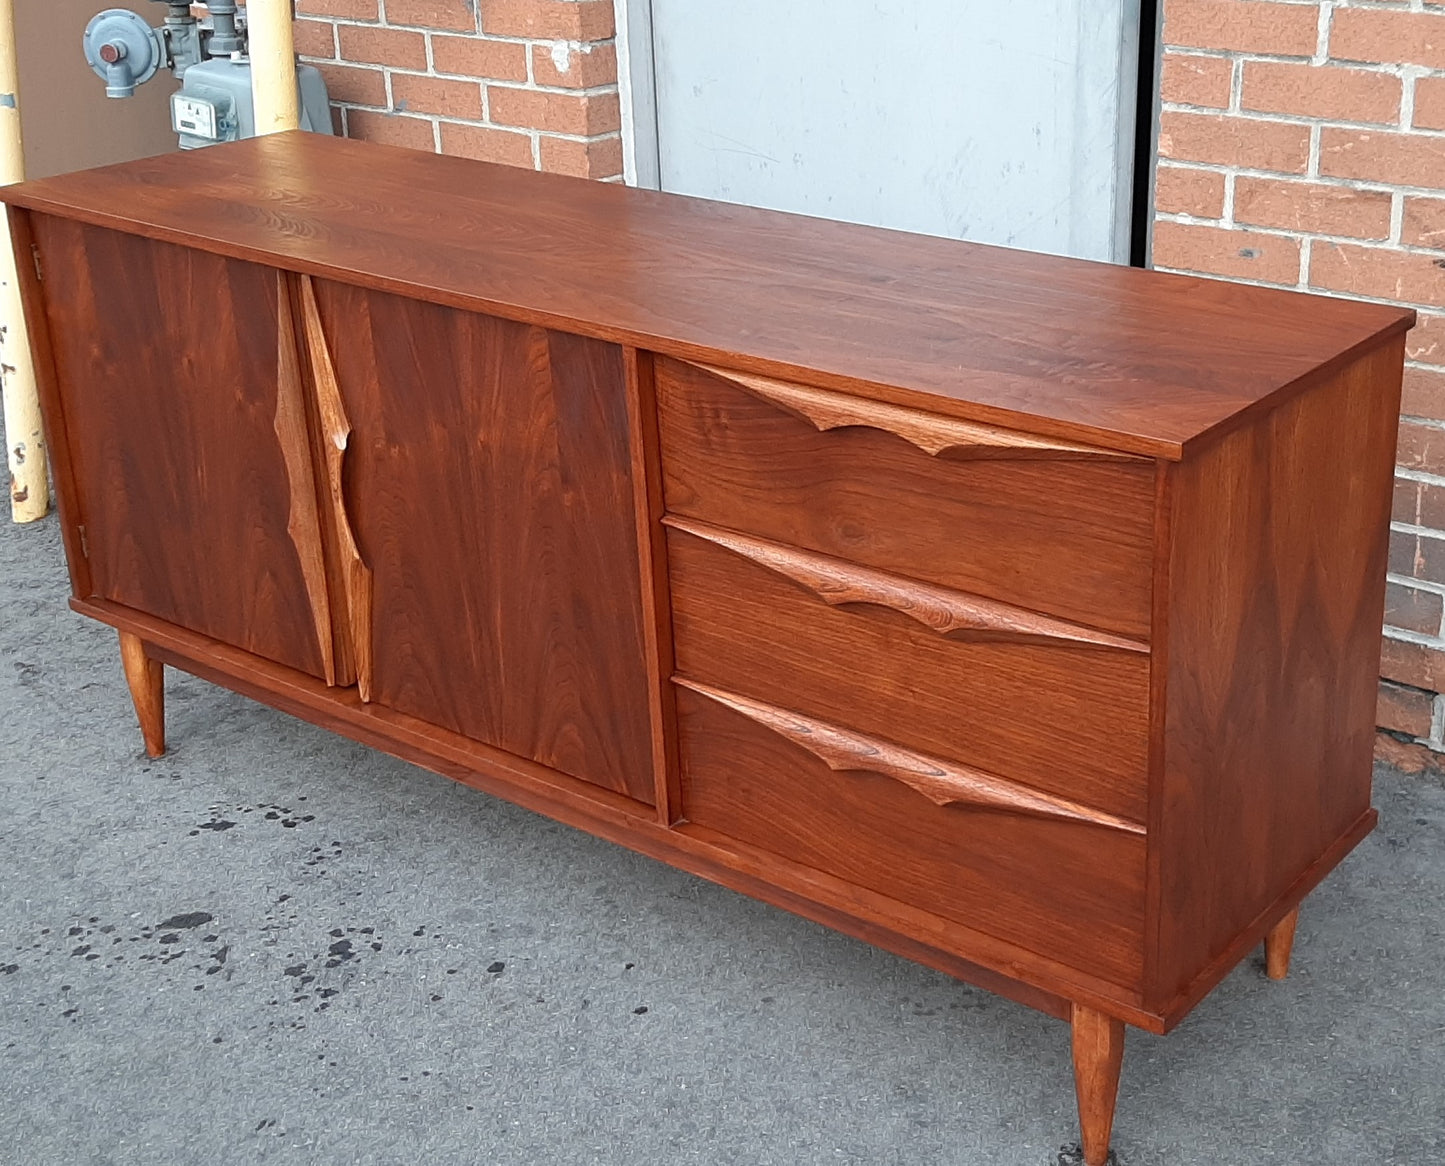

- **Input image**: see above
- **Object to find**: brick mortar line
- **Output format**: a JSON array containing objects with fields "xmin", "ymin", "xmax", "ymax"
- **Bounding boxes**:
[
  {"xmin": 483, "ymin": 80, "xmax": 621, "ymax": 96},
  {"xmin": 304, "ymin": 56, "xmax": 621, "ymax": 95},
  {"xmin": 1157, "ymin": 166, "xmax": 1445, "ymax": 205},
  {"xmin": 331, "ymin": 100, "xmax": 623, "ymax": 141},
  {"xmin": 1157, "ymin": 159, "xmax": 1417, "ymax": 192},
  {"xmin": 1150, "ymin": 260, "xmax": 1428, "ymax": 301},
  {"xmin": 380, "ymin": 70, "xmax": 621, "ymax": 98},
  {"xmin": 1166, "ymin": 52, "xmax": 1445, "ymax": 75},
  {"xmin": 1397, "ymin": 466, "xmax": 1445, "ymax": 486},
  {"xmin": 1314, "ymin": 1, "xmax": 1332, "ymax": 68},
  {"xmin": 303, "ymin": 16, "xmax": 615, "ymax": 47},
  {"xmin": 1161, "ymin": 102, "xmax": 1436, "ymax": 132},
  {"xmin": 1381, "ymin": 624, "xmax": 1445, "ymax": 649},
  {"xmin": 1391, "ymin": 522, "xmax": 1445, "ymax": 542},
  {"xmin": 1157, "ymin": 209, "xmax": 1445, "ymax": 251},
  {"xmin": 308, "ymin": 60, "xmax": 622, "ymax": 93},
  {"xmin": 1388, "ymin": 571, "xmax": 1445, "ymax": 600}
]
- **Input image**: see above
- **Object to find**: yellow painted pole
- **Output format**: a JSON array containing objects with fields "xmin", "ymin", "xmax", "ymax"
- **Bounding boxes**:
[
  {"xmin": 0, "ymin": 0, "xmax": 47, "ymax": 522},
  {"xmin": 247, "ymin": 0, "xmax": 301, "ymax": 134}
]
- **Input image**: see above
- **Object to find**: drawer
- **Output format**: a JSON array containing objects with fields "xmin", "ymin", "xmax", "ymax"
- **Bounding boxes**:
[
  {"xmin": 655, "ymin": 356, "xmax": 1157, "ymax": 640},
  {"xmin": 675, "ymin": 679, "xmax": 1147, "ymax": 990},
  {"xmin": 666, "ymin": 517, "xmax": 1151, "ymax": 825}
]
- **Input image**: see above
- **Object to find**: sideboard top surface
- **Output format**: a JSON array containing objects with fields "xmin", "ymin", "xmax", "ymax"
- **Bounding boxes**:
[{"xmin": 3, "ymin": 132, "xmax": 1411, "ymax": 459}]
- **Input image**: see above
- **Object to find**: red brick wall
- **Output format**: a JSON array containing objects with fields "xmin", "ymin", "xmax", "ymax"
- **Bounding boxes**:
[
  {"xmin": 292, "ymin": 0, "xmax": 623, "ymax": 178},
  {"xmin": 1154, "ymin": 0, "xmax": 1445, "ymax": 757}
]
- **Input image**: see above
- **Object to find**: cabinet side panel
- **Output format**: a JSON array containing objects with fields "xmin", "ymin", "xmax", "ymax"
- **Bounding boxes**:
[
  {"xmin": 32, "ymin": 217, "xmax": 327, "ymax": 677},
  {"xmin": 1151, "ymin": 339, "xmax": 1403, "ymax": 1008},
  {"xmin": 313, "ymin": 280, "xmax": 656, "ymax": 803},
  {"xmin": 9, "ymin": 210, "xmax": 90, "ymax": 596}
]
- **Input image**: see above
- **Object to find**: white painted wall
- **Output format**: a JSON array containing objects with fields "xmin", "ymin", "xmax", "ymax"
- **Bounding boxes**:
[{"xmin": 620, "ymin": 1, "xmax": 1140, "ymax": 262}]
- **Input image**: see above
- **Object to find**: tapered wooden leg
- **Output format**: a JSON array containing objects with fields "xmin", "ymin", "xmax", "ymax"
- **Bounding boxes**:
[
  {"xmin": 1265, "ymin": 906, "xmax": 1300, "ymax": 981},
  {"xmin": 118, "ymin": 631, "xmax": 165, "ymax": 757},
  {"xmin": 1072, "ymin": 1003, "xmax": 1124, "ymax": 1166}
]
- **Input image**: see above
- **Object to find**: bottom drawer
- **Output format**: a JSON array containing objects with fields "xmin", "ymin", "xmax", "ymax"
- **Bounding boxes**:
[{"xmin": 676, "ymin": 680, "xmax": 1147, "ymax": 990}]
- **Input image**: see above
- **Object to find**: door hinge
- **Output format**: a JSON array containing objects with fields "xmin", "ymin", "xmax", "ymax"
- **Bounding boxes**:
[
  {"xmin": 30, "ymin": 243, "xmax": 41, "ymax": 283},
  {"xmin": 77, "ymin": 524, "xmax": 89, "ymax": 559}
]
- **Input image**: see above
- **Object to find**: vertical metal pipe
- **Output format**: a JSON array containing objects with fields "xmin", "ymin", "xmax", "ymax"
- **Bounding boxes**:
[
  {"xmin": 0, "ymin": 0, "xmax": 48, "ymax": 522},
  {"xmin": 248, "ymin": 0, "xmax": 300, "ymax": 134}
]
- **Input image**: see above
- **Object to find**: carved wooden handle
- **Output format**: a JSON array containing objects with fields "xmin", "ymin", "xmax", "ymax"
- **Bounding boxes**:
[
  {"xmin": 274, "ymin": 270, "xmax": 337, "ymax": 686},
  {"xmin": 691, "ymin": 362, "xmax": 1141, "ymax": 462},
  {"xmin": 665, "ymin": 517, "xmax": 1148, "ymax": 654},
  {"xmin": 678, "ymin": 678, "xmax": 1145, "ymax": 836},
  {"xmin": 298, "ymin": 274, "xmax": 374, "ymax": 703}
]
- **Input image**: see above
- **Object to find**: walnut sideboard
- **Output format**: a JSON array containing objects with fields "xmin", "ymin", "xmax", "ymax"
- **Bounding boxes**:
[{"xmin": 3, "ymin": 133, "xmax": 1411, "ymax": 1164}]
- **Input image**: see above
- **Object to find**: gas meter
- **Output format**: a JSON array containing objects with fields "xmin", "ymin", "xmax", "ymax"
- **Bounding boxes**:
[{"xmin": 82, "ymin": 1, "xmax": 333, "ymax": 149}]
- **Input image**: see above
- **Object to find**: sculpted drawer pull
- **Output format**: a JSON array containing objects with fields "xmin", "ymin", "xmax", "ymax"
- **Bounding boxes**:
[
  {"xmin": 664, "ymin": 516, "xmax": 1148, "ymax": 653},
  {"xmin": 298, "ymin": 274, "xmax": 375, "ymax": 702},
  {"xmin": 690, "ymin": 362, "xmax": 1143, "ymax": 463},
  {"xmin": 677, "ymin": 678, "xmax": 1146, "ymax": 836},
  {"xmin": 274, "ymin": 270, "xmax": 338, "ymax": 686}
]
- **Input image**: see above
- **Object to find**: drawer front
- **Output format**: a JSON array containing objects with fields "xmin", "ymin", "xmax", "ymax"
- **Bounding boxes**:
[
  {"xmin": 656, "ymin": 357, "xmax": 1157, "ymax": 640},
  {"xmin": 676, "ymin": 680, "xmax": 1147, "ymax": 989},
  {"xmin": 667, "ymin": 519, "xmax": 1151, "ymax": 825}
]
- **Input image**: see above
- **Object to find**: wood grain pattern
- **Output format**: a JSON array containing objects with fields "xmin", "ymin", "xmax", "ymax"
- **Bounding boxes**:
[
  {"xmin": 29, "ymin": 216, "xmax": 327, "ymax": 678},
  {"xmin": 666, "ymin": 522, "xmax": 1151, "ymax": 822},
  {"xmin": 657, "ymin": 355, "xmax": 1157, "ymax": 639},
  {"xmin": 274, "ymin": 270, "xmax": 336, "ymax": 687},
  {"xmin": 665, "ymin": 515, "xmax": 1148, "ymax": 653},
  {"xmin": 679, "ymin": 678, "xmax": 1144, "ymax": 835},
  {"xmin": 0, "ymin": 133, "xmax": 1413, "ymax": 458},
  {"xmin": 675, "ymin": 680, "xmax": 1148, "ymax": 989},
  {"xmin": 298, "ymin": 274, "xmax": 373, "ymax": 701},
  {"xmin": 623, "ymin": 350, "xmax": 682, "ymax": 825},
  {"xmin": 1072, "ymin": 1004, "xmax": 1125, "ymax": 1166},
  {"xmin": 309, "ymin": 279, "xmax": 657, "ymax": 803},
  {"xmin": 694, "ymin": 362, "xmax": 1145, "ymax": 462},
  {"xmin": 1265, "ymin": 906, "xmax": 1300, "ymax": 981},
  {"xmin": 1149, "ymin": 340, "xmax": 1403, "ymax": 1011},
  {"xmin": 118, "ymin": 630, "xmax": 165, "ymax": 758}
]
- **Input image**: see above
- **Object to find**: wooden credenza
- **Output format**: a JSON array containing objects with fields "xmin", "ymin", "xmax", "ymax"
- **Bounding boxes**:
[{"xmin": 4, "ymin": 133, "xmax": 1411, "ymax": 1164}]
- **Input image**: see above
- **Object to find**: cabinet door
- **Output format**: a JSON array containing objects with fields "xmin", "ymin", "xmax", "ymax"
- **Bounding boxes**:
[
  {"xmin": 34, "ymin": 218, "xmax": 331, "ymax": 679},
  {"xmin": 308, "ymin": 279, "xmax": 656, "ymax": 804}
]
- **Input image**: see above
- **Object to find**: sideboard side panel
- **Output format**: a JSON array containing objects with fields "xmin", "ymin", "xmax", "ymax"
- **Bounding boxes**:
[
  {"xmin": 31, "ymin": 217, "xmax": 329, "ymax": 679},
  {"xmin": 8, "ymin": 209, "xmax": 90, "ymax": 598},
  {"xmin": 1150, "ymin": 338, "xmax": 1404, "ymax": 1010},
  {"xmin": 311, "ymin": 279, "xmax": 657, "ymax": 804}
]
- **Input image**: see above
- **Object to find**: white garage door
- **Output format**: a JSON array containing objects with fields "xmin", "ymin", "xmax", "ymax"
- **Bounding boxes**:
[{"xmin": 619, "ymin": 1, "xmax": 1144, "ymax": 263}]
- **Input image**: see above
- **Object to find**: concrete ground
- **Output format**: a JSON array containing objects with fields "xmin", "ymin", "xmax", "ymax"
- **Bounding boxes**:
[{"xmin": 0, "ymin": 510, "xmax": 1441, "ymax": 1166}]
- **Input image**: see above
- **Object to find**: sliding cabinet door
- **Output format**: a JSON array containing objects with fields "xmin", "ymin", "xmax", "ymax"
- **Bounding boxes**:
[
  {"xmin": 307, "ymin": 279, "xmax": 657, "ymax": 804},
  {"xmin": 33, "ymin": 216, "xmax": 332, "ymax": 678}
]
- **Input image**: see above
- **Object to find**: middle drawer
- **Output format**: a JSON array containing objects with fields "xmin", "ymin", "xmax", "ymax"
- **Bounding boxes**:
[{"xmin": 666, "ymin": 518, "xmax": 1152, "ymax": 825}]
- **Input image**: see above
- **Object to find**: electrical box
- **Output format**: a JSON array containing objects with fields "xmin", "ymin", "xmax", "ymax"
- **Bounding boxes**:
[{"xmin": 170, "ymin": 59, "xmax": 333, "ymax": 150}]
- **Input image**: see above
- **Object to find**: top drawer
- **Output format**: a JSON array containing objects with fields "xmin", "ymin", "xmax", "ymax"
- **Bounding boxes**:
[{"xmin": 656, "ymin": 358, "xmax": 1158, "ymax": 640}]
